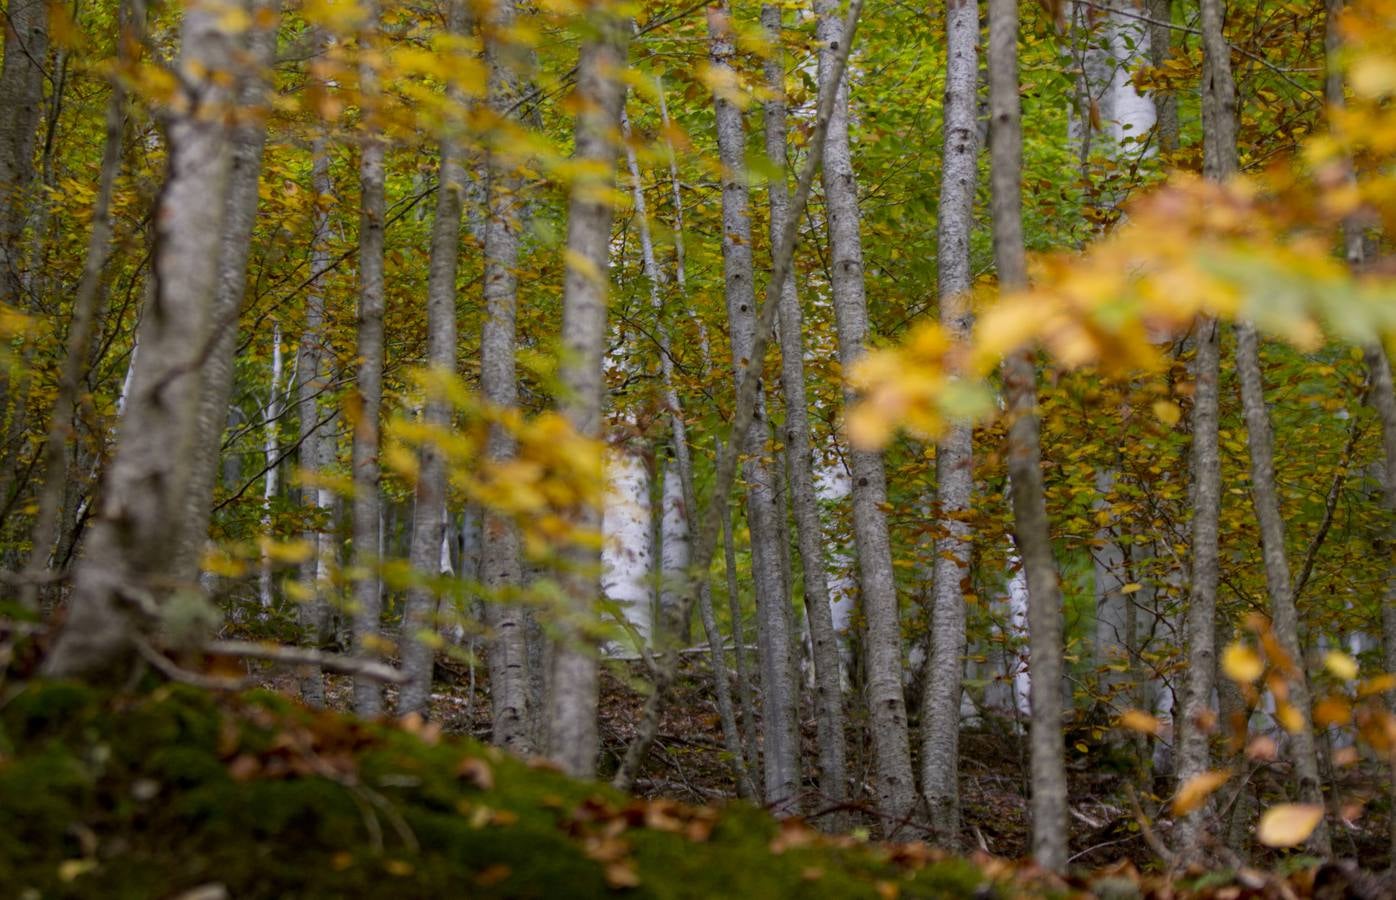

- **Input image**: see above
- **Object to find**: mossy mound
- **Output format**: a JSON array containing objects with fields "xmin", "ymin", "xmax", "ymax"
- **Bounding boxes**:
[{"xmin": 0, "ymin": 681, "xmax": 1006, "ymax": 899}]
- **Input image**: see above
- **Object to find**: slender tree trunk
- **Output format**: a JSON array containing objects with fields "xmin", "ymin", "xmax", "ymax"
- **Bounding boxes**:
[
  {"xmin": 258, "ymin": 324, "xmax": 285, "ymax": 608},
  {"xmin": 622, "ymin": 118, "xmax": 753, "ymax": 795},
  {"xmin": 1234, "ymin": 325, "xmax": 1331, "ymax": 854},
  {"xmin": 296, "ymin": 130, "xmax": 335, "ymax": 709},
  {"xmin": 988, "ymin": 0, "xmax": 1068, "ymax": 869},
  {"xmin": 707, "ymin": 0, "xmax": 800, "ymax": 813},
  {"xmin": 43, "ymin": 0, "xmax": 237, "ymax": 677},
  {"xmin": 352, "ymin": 2, "xmax": 389, "ymax": 717},
  {"xmin": 813, "ymin": 0, "xmax": 916, "ymax": 826},
  {"xmin": 761, "ymin": 1, "xmax": 846, "ymax": 822},
  {"xmin": 1147, "ymin": 0, "xmax": 1178, "ymax": 154},
  {"xmin": 399, "ymin": 0, "xmax": 467, "ymax": 717},
  {"xmin": 1173, "ymin": 0, "xmax": 1236, "ymax": 863},
  {"xmin": 921, "ymin": 0, "xmax": 980, "ymax": 848},
  {"xmin": 613, "ymin": 0, "xmax": 865, "ymax": 796},
  {"xmin": 0, "ymin": 0, "xmax": 47, "ymax": 310},
  {"xmin": 545, "ymin": 10, "xmax": 628, "ymax": 776},
  {"xmin": 170, "ymin": 1, "xmax": 280, "ymax": 584},
  {"xmin": 479, "ymin": 0, "xmax": 533, "ymax": 754},
  {"xmin": 18, "ymin": 0, "xmax": 140, "ymax": 610}
]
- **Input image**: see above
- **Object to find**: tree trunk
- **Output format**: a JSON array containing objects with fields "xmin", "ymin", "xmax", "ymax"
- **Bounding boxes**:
[
  {"xmin": 545, "ymin": 10, "xmax": 628, "ymax": 776},
  {"xmin": 622, "ymin": 118, "xmax": 753, "ymax": 795},
  {"xmin": 814, "ymin": 0, "xmax": 916, "ymax": 826},
  {"xmin": 1234, "ymin": 324, "xmax": 1331, "ymax": 854},
  {"xmin": 988, "ymin": 0, "xmax": 1068, "ymax": 869},
  {"xmin": 707, "ymin": 0, "xmax": 800, "ymax": 813},
  {"xmin": 0, "ymin": 0, "xmax": 47, "ymax": 310},
  {"xmin": 352, "ymin": 3, "xmax": 389, "ymax": 717},
  {"xmin": 479, "ymin": 0, "xmax": 534, "ymax": 754},
  {"xmin": 762, "ymin": 1, "xmax": 846, "ymax": 823},
  {"xmin": 43, "ymin": 0, "xmax": 238, "ymax": 677},
  {"xmin": 18, "ymin": 0, "xmax": 140, "ymax": 610},
  {"xmin": 921, "ymin": 0, "xmax": 980, "ymax": 849},
  {"xmin": 399, "ymin": 0, "xmax": 468, "ymax": 716},
  {"xmin": 170, "ymin": 1, "xmax": 280, "ymax": 585},
  {"xmin": 296, "ymin": 129, "xmax": 335, "ymax": 709}
]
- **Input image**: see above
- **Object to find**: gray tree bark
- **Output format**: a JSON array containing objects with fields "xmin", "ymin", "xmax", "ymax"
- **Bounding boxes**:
[
  {"xmin": 814, "ymin": 0, "xmax": 916, "ymax": 826},
  {"xmin": 170, "ymin": 0, "xmax": 280, "ymax": 585},
  {"xmin": 622, "ymin": 113, "xmax": 753, "ymax": 796},
  {"xmin": 18, "ymin": 0, "xmax": 140, "ymax": 610},
  {"xmin": 399, "ymin": 0, "xmax": 468, "ymax": 717},
  {"xmin": 43, "ymin": 0, "xmax": 237, "ymax": 676},
  {"xmin": 1234, "ymin": 324, "xmax": 1331, "ymax": 855},
  {"xmin": 707, "ymin": 0, "xmax": 800, "ymax": 813},
  {"xmin": 481, "ymin": 0, "xmax": 532, "ymax": 754},
  {"xmin": 352, "ymin": 3, "xmax": 389, "ymax": 716},
  {"xmin": 0, "ymin": 0, "xmax": 47, "ymax": 310},
  {"xmin": 296, "ymin": 133, "xmax": 336, "ymax": 709},
  {"xmin": 921, "ymin": 0, "xmax": 980, "ymax": 849},
  {"xmin": 1174, "ymin": 0, "xmax": 1235, "ymax": 863},
  {"xmin": 762, "ymin": 1, "xmax": 846, "ymax": 821},
  {"xmin": 988, "ymin": 0, "xmax": 1068, "ymax": 870},
  {"xmin": 545, "ymin": 10, "xmax": 628, "ymax": 776}
]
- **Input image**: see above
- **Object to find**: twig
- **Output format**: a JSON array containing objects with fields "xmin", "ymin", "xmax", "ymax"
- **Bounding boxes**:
[{"xmin": 203, "ymin": 640, "xmax": 407, "ymax": 683}]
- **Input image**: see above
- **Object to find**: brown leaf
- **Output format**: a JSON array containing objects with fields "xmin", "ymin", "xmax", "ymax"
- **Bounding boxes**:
[
  {"xmin": 228, "ymin": 754, "xmax": 261, "ymax": 782},
  {"xmin": 456, "ymin": 756, "xmax": 494, "ymax": 790},
  {"xmin": 603, "ymin": 861, "xmax": 640, "ymax": 890}
]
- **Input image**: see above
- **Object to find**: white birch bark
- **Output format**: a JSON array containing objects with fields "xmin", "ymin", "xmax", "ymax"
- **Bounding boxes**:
[
  {"xmin": 258, "ymin": 324, "xmax": 285, "ymax": 608},
  {"xmin": 602, "ymin": 443, "xmax": 654, "ymax": 647}
]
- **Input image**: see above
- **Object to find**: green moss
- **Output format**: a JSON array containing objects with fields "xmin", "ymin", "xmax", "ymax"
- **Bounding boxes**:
[{"xmin": 0, "ymin": 681, "xmax": 1012, "ymax": 899}]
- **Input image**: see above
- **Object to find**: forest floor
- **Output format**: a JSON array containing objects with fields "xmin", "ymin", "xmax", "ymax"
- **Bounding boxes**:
[
  {"xmin": 3, "ymin": 648, "xmax": 1393, "ymax": 897},
  {"xmin": 245, "ymin": 650, "xmax": 1396, "ymax": 897}
]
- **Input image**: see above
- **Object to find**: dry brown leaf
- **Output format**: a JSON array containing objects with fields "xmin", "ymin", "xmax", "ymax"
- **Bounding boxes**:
[
  {"xmin": 456, "ymin": 755, "xmax": 494, "ymax": 790},
  {"xmin": 1119, "ymin": 709, "xmax": 1162, "ymax": 735}
]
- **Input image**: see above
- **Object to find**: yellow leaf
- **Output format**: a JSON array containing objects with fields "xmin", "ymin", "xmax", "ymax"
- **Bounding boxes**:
[
  {"xmin": 1275, "ymin": 701, "xmax": 1304, "ymax": 734},
  {"xmin": 1222, "ymin": 643, "xmax": 1264, "ymax": 683},
  {"xmin": 1324, "ymin": 650, "xmax": 1359, "ymax": 681},
  {"xmin": 1173, "ymin": 769, "xmax": 1230, "ymax": 816},
  {"xmin": 1152, "ymin": 399, "xmax": 1182, "ymax": 426},
  {"xmin": 1119, "ymin": 709, "xmax": 1162, "ymax": 736},
  {"xmin": 1121, "ymin": 582, "xmax": 1143, "ymax": 594},
  {"xmin": 1256, "ymin": 803, "xmax": 1324, "ymax": 848}
]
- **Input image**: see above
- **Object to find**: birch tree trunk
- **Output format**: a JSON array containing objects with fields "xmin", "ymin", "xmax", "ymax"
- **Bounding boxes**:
[
  {"xmin": 762, "ymin": 1, "xmax": 846, "ymax": 820},
  {"xmin": 813, "ymin": 0, "xmax": 916, "ymax": 826},
  {"xmin": 707, "ymin": 0, "xmax": 800, "ymax": 813},
  {"xmin": 1173, "ymin": 0, "xmax": 1235, "ymax": 862},
  {"xmin": 399, "ymin": 0, "xmax": 467, "ymax": 716},
  {"xmin": 259, "ymin": 324, "xmax": 285, "ymax": 608},
  {"xmin": 0, "ymin": 0, "xmax": 47, "ymax": 310},
  {"xmin": 480, "ymin": 0, "xmax": 533, "ymax": 754},
  {"xmin": 921, "ymin": 0, "xmax": 979, "ymax": 848},
  {"xmin": 545, "ymin": 9, "xmax": 628, "ymax": 776},
  {"xmin": 43, "ymin": 0, "xmax": 237, "ymax": 676},
  {"xmin": 352, "ymin": 3, "xmax": 389, "ymax": 717},
  {"xmin": 988, "ymin": 0, "xmax": 1068, "ymax": 869}
]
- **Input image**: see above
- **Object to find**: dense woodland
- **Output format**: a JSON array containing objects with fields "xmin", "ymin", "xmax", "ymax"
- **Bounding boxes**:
[{"xmin": 5, "ymin": 0, "xmax": 1396, "ymax": 891}]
